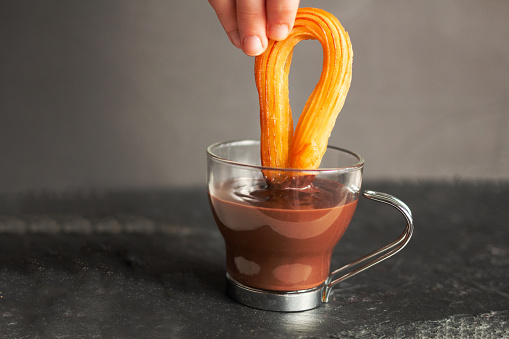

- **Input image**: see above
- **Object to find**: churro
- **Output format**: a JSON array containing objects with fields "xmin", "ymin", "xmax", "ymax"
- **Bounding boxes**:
[{"xmin": 255, "ymin": 7, "xmax": 353, "ymax": 184}]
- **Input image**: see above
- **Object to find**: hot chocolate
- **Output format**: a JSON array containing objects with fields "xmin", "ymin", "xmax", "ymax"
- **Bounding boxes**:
[{"xmin": 209, "ymin": 178, "xmax": 358, "ymax": 291}]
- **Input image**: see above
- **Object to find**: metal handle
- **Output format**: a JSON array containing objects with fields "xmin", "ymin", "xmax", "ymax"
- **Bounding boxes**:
[{"xmin": 323, "ymin": 190, "xmax": 414, "ymax": 302}]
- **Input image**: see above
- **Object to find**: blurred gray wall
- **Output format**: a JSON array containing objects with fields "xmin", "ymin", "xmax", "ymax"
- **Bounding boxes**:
[{"xmin": 1, "ymin": 0, "xmax": 508, "ymax": 193}]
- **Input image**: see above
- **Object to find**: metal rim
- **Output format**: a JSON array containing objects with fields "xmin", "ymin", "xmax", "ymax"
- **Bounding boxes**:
[{"xmin": 226, "ymin": 274, "xmax": 325, "ymax": 312}]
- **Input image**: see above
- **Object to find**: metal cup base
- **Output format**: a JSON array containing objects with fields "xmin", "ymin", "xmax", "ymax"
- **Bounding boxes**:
[{"xmin": 226, "ymin": 274, "xmax": 325, "ymax": 312}]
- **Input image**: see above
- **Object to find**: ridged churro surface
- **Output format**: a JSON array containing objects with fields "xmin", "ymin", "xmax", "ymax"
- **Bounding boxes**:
[{"xmin": 255, "ymin": 7, "xmax": 353, "ymax": 184}]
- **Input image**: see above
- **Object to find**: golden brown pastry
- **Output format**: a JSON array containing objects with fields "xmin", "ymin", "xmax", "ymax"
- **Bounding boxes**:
[{"xmin": 255, "ymin": 7, "xmax": 353, "ymax": 185}]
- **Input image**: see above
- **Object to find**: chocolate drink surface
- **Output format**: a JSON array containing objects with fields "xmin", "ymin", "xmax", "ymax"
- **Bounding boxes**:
[{"xmin": 209, "ymin": 178, "xmax": 358, "ymax": 291}]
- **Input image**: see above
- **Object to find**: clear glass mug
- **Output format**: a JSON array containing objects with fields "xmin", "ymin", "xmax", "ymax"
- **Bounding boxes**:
[{"xmin": 207, "ymin": 140, "xmax": 413, "ymax": 312}]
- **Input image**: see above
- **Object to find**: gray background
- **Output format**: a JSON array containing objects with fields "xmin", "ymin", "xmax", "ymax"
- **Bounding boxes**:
[{"xmin": 1, "ymin": 0, "xmax": 508, "ymax": 193}]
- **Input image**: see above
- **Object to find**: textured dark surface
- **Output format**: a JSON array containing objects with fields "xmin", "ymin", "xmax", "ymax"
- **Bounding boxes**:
[{"xmin": 0, "ymin": 181, "xmax": 508, "ymax": 338}]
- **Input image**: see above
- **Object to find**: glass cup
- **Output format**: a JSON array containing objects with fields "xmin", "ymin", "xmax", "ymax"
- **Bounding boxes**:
[{"xmin": 207, "ymin": 140, "xmax": 413, "ymax": 312}]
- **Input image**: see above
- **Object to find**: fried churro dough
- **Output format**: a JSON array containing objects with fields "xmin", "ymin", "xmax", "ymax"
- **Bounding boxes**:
[{"xmin": 255, "ymin": 7, "xmax": 353, "ymax": 184}]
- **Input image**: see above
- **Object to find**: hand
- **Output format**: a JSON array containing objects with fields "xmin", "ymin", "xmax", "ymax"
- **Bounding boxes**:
[{"xmin": 209, "ymin": 0, "xmax": 300, "ymax": 56}]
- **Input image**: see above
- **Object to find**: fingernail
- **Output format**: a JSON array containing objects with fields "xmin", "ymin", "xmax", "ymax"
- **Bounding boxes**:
[
  {"xmin": 228, "ymin": 31, "xmax": 241, "ymax": 49},
  {"xmin": 269, "ymin": 24, "xmax": 289, "ymax": 41},
  {"xmin": 243, "ymin": 35, "xmax": 264, "ymax": 56}
]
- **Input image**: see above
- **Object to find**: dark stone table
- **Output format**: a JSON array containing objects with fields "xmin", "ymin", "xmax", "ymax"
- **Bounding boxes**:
[{"xmin": 0, "ymin": 181, "xmax": 508, "ymax": 338}]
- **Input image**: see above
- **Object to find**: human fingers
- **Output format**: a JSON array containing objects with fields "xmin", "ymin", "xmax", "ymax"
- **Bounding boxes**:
[
  {"xmin": 236, "ymin": 0, "xmax": 268, "ymax": 56},
  {"xmin": 209, "ymin": 0, "xmax": 242, "ymax": 49},
  {"xmin": 266, "ymin": 0, "xmax": 300, "ymax": 41}
]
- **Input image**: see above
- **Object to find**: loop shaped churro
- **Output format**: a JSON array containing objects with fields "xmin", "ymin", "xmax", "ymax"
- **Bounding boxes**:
[{"xmin": 255, "ymin": 7, "xmax": 353, "ymax": 184}]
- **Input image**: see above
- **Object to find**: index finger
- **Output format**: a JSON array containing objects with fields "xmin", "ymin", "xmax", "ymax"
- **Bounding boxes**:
[
  {"xmin": 209, "ymin": 0, "xmax": 242, "ymax": 49},
  {"xmin": 236, "ymin": 0, "xmax": 268, "ymax": 56},
  {"xmin": 266, "ymin": 0, "xmax": 300, "ymax": 41}
]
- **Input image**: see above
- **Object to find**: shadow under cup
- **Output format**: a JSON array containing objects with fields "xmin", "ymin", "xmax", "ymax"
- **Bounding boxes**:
[{"xmin": 207, "ymin": 140, "xmax": 364, "ymax": 292}]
